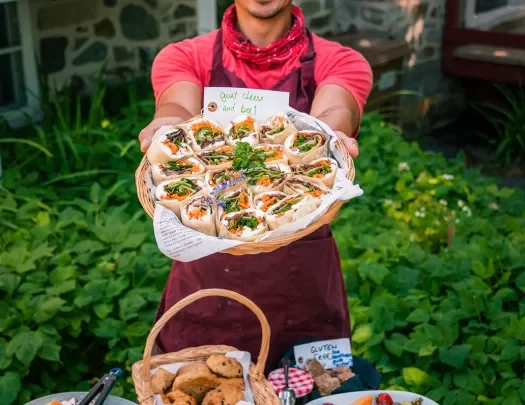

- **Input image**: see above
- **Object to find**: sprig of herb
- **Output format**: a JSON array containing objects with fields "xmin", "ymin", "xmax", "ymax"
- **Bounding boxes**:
[
  {"xmin": 232, "ymin": 142, "xmax": 267, "ymax": 170},
  {"xmin": 164, "ymin": 178, "xmax": 197, "ymax": 196},
  {"xmin": 165, "ymin": 162, "xmax": 194, "ymax": 172},
  {"xmin": 230, "ymin": 216, "xmax": 259, "ymax": 231},
  {"xmin": 274, "ymin": 198, "xmax": 300, "ymax": 215}
]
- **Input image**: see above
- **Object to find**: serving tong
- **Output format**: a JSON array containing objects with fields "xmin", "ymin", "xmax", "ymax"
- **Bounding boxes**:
[
  {"xmin": 78, "ymin": 368, "xmax": 123, "ymax": 405},
  {"xmin": 279, "ymin": 359, "xmax": 297, "ymax": 405}
]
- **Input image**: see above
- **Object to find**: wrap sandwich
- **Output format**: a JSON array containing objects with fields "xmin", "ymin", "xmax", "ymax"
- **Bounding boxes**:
[
  {"xmin": 265, "ymin": 194, "xmax": 320, "ymax": 230},
  {"xmin": 147, "ymin": 126, "xmax": 194, "ymax": 164},
  {"xmin": 198, "ymin": 145, "xmax": 234, "ymax": 171},
  {"xmin": 225, "ymin": 114, "xmax": 260, "ymax": 147},
  {"xmin": 181, "ymin": 196, "xmax": 217, "ymax": 237},
  {"xmin": 259, "ymin": 113, "xmax": 297, "ymax": 144},
  {"xmin": 290, "ymin": 157, "xmax": 338, "ymax": 188},
  {"xmin": 219, "ymin": 209, "xmax": 268, "ymax": 241},
  {"xmin": 151, "ymin": 156, "xmax": 206, "ymax": 185},
  {"xmin": 216, "ymin": 182, "xmax": 254, "ymax": 223},
  {"xmin": 155, "ymin": 177, "xmax": 205, "ymax": 217},
  {"xmin": 283, "ymin": 175, "xmax": 331, "ymax": 200},
  {"xmin": 284, "ymin": 130, "xmax": 329, "ymax": 164},
  {"xmin": 245, "ymin": 163, "xmax": 290, "ymax": 194},
  {"xmin": 205, "ymin": 168, "xmax": 244, "ymax": 192},
  {"xmin": 255, "ymin": 143, "xmax": 288, "ymax": 165},
  {"xmin": 187, "ymin": 118, "xmax": 225, "ymax": 152},
  {"xmin": 254, "ymin": 191, "xmax": 288, "ymax": 213}
]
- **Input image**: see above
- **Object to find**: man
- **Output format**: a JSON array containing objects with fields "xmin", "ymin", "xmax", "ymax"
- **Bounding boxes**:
[{"xmin": 139, "ymin": 0, "xmax": 372, "ymax": 371}]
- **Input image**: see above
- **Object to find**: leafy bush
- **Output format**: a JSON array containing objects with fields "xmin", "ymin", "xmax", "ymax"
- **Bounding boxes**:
[{"xmin": 1, "ymin": 89, "xmax": 524, "ymax": 405}]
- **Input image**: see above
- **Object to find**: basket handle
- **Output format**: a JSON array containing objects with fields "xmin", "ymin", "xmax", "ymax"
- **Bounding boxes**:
[{"xmin": 141, "ymin": 288, "xmax": 271, "ymax": 383}]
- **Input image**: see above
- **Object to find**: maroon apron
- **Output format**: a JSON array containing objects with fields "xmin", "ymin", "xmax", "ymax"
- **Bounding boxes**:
[{"xmin": 155, "ymin": 29, "xmax": 351, "ymax": 373}]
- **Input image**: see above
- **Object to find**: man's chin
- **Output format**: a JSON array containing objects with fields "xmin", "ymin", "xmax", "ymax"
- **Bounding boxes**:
[{"xmin": 248, "ymin": 7, "xmax": 283, "ymax": 19}]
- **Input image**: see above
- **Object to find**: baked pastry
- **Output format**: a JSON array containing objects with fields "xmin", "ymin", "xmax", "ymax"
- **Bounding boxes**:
[
  {"xmin": 166, "ymin": 389, "xmax": 197, "ymax": 405},
  {"xmin": 330, "ymin": 366, "xmax": 355, "ymax": 383},
  {"xmin": 177, "ymin": 362, "xmax": 212, "ymax": 377},
  {"xmin": 160, "ymin": 394, "xmax": 171, "ymax": 404},
  {"xmin": 151, "ymin": 368, "xmax": 177, "ymax": 394},
  {"xmin": 172, "ymin": 370, "xmax": 220, "ymax": 402},
  {"xmin": 202, "ymin": 384, "xmax": 245, "ymax": 405},
  {"xmin": 206, "ymin": 354, "xmax": 243, "ymax": 378},
  {"xmin": 306, "ymin": 359, "xmax": 326, "ymax": 377},
  {"xmin": 314, "ymin": 372, "xmax": 341, "ymax": 396},
  {"xmin": 217, "ymin": 377, "xmax": 245, "ymax": 390}
]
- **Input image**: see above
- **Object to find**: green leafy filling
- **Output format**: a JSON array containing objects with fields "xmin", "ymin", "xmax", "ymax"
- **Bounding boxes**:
[
  {"xmin": 163, "ymin": 178, "xmax": 197, "ymax": 196},
  {"xmin": 293, "ymin": 135, "xmax": 317, "ymax": 153},
  {"xmin": 195, "ymin": 127, "xmax": 222, "ymax": 145},
  {"xmin": 230, "ymin": 124, "xmax": 252, "ymax": 139},
  {"xmin": 274, "ymin": 198, "xmax": 301, "ymax": 215},
  {"xmin": 229, "ymin": 216, "xmax": 259, "ymax": 231}
]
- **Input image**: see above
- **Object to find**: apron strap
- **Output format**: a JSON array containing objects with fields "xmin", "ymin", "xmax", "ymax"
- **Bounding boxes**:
[{"xmin": 211, "ymin": 29, "xmax": 225, "ymax": 72}]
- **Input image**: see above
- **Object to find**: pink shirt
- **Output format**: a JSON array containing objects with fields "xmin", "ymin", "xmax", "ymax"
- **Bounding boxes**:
[{"xmin": 152, "ymin": 30, "xmax": 373, "ymax": 121}]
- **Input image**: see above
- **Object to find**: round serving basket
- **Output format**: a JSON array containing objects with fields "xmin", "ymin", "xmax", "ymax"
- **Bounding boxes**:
[
  {"xmin": 135, "ymin": 115, "xmax": 355, "ymax": 255},
  {"xmin": 131, "ymin": 289, "xmax": 281, "ymax": 405}
]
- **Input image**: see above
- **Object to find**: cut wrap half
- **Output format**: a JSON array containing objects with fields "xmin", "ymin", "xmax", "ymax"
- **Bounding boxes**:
[
  {"xmin": 245, "ymin": 163, "xmax": 290, "ymax": 194},
  {"xmin": 187, "ymin": 118, "xmax": 225, "ymax": 152},
  {"xmin": 147, "ymin": 126, "xmax": 194, "ymax": 164},
  {"xmin": 151, "ymin": 156, "xmax": 206, "ymax": 185},
  {"xmin": 284, "ymin": 130, "xmax": 329, "ymax": 164},
  {"xmin": 290, "ymin": 157, "xmax": 338, "ymax": 188},
  {"xmin": 155, "ymin": 177, "xmax": 205, "ymax": 217},
  {"xmin": 198, "ymin": 145, "xmax": 234, "ymax": 171},
  {"xmin": 205, "ymin": 168, "xmax": 244, "ymax": 193},
  {"xmin": 255, "ymin": 143, "xmax": 288, "ymax": 165},
  {"xmin": 219, "ymin": 209, "xmax": 268, "ymax": 241},
  {"xmin": 216, "ymin": 182, "xmax": 253, "ymax": 223},
  {"xmin": 259, "ymin": 113, "xmax": 297, "ymax": 144},
  {"xmin": 181, "ymin": 196, "xmax": 217, "ymax": 237},
  {"xmin": 225, "ymin": 115, "xmax": 260, "ymax": 147},
  {"xmin": 254, "ymin": 191, "xmax": 288, "ymax": 213},
  {"xmin": 265, "ymin": 194, "xmax": 320, "ymax": 230},
  {"xmin": 283, "ymin": 175, "xmax": 331, "ymax": 200}
]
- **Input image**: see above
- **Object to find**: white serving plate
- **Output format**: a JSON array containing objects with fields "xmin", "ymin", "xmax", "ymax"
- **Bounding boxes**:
[{"xmin": 306, "ymin": 390, "xmax": 439, "ymax": 405}]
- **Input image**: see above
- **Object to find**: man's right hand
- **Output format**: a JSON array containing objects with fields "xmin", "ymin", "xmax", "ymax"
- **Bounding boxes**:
[{"xmin": 139, "ymin": 116, "xmax": 185, "ymax": 152}]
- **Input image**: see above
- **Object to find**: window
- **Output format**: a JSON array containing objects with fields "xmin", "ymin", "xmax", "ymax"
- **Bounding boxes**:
[
  {"xmin": 464, "ymin": 0, "xmax": 525, "ymax": 28},
  {"xmin": 0, "ymin": 0, "xmax": 40, "ymax": 127}
]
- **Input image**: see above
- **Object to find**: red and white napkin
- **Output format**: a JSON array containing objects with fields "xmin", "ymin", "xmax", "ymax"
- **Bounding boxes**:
[{"xmin": 268, "ymin": 367, "xmax": 314, "ymax": 398}]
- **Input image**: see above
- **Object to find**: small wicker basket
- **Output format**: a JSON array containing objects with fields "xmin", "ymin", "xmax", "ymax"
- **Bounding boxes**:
[
  {"xmin": 135, "ymin": 115, "xmax": 355, "ymax": 255},
  {"xmin": 131, "ymin": 289, "xmax": 281, "ymax": 405}
]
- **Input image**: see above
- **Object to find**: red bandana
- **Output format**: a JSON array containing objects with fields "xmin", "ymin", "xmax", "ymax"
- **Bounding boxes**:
[{"xmin": 222, "ymin": 4, "xmax": 308, "ymax": 71}]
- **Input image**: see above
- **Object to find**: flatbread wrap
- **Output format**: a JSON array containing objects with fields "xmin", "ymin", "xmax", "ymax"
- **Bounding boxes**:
[
  {"xmin": 216, "ymin": 182, "xmax": 253, "ymax": 222},
  {"xmin": 155, "ymin": 177, "xmax": 205, "ymax": 217},
  {"xmin": 147, "ymin": 126, "xmax": 194, "ymax": 164},
  {"xmin": 255, "ymin": 143, "xmax": 288, "ymax": 165},
  {"xmin": 265, "ymin": 194, "xmax": 320, "ymax": 230},
  {"xmin": 245, "ymin": 163, "xmax": 290, "ymax": 194},
  {"xmin": 290, "ymin": 157, "xmax": 338, "ymax": 188},
  {"xmin": 198, "ymin": 145, "xmax": 234, "ymax": 171},
  {"xmin": 205, "ymin": 168, "xmax": 244, "ymax": 193},
  {"xmin": 181, "ymin": 196, "xmax": 217, "ymax": 237},
  {"xmin": 151, "ymin": 156, "xmax": 206, "ymax": 185},
  {"xmin": 225, "ymin": 115, "xmax": 260, "ymax": 147},
  {"xmin": 284, "ymin": 130, "xmax": 329, "ymax": 164},
  {"xmin": 254, "ymin": 191, "xmax": 288, "ymax": 213},
  {"xmin": 219, "ymin": 209, "xmax": 268, "ymax": 241},
  {"xmin": 283, "ymin": 175, "xmax": 331, "ymax": 200},
  {"xmin": 187, "ymin": 117, "xmax": 225, "ymax": 152},
  {"xmin": 259, "ymin": 113, "xmax": 297, "ymax": 144}
]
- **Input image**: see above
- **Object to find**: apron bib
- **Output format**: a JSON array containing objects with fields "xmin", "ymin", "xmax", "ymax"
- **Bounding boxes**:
[{"xmin": 154, "ymin": 29, "xmax": 351, "ymax": 372}]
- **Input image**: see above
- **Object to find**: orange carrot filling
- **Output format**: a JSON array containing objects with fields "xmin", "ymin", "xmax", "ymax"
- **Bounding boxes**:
[{"xmin": 162, "ymin": 140, "xmax": 179, "ymax": 154}]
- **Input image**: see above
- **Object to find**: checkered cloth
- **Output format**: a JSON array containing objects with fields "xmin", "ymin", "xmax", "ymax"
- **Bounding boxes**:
[{"xmin": 268, "ymin": 367, "xmax": 314, "ymax": 398}]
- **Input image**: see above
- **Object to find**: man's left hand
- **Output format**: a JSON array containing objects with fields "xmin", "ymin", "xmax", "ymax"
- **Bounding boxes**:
[{"xmin": 334, "ymin": 130, "xmax": 359, "ymax": 159}]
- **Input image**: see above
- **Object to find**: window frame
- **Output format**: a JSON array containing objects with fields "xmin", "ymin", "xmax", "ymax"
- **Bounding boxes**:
[
  {"xmin": 464, "ymin": 0, "xmax": 525, "ymax": 29},
  {"xmin": 0, "ymin": 0, "xmax": 41, "ymax": 128},
  {"xmin": 197, "ymin": 0, "xmax": 218, "ymax": 35}
]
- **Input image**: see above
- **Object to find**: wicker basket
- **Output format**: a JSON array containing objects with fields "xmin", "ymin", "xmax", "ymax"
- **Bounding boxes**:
[
  {"xmin": 131, "ymin": 289, "xmax": 281, "ymax": 405},
  {"xmin": 135, "ymin": 115, "xmax": 355, "ymax": 255}
]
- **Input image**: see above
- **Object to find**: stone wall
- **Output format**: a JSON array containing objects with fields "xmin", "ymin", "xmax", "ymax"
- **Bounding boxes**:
[{"xmin": 32, "ymin": 0, "xmax": 198, "ymax": 89}]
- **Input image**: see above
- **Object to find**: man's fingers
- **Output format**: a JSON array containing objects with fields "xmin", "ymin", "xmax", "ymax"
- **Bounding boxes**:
[
  {"xmin": 139, "ymin": 127, "xmax": 153, "ymax": 152},
  {"xmin": 334, "ymin": 131, "xmax": 359, "ymax": 159}
]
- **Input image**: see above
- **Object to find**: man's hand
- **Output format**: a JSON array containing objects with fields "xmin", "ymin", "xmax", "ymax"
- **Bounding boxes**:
[
  {"xmin": 139, "ymin": 117, "xmax": 185, "ymax": 152},
  {"xmin": 334, "ymin": 130, "xmax": 359, "ymax": 159}
]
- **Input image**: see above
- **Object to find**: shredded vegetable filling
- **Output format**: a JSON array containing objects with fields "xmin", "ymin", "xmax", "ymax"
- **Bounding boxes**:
[
  {"xmin": 229, "ymin": 215, "xmax": 259, "ymax": 234},
  {"xmin": 163, "ymin": 179, "xmax": 197, "ymax": 200}
]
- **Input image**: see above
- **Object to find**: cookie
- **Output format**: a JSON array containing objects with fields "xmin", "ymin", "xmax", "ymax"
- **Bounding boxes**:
[
  {"xmin": 202, "ymin": 384, "xmax": 245, "ymax": 405},
  {"xmin": 314, "ymin": 372, "xmax": 340, "ymax": 396},
  {"xmin": 178, "ymin": 362, "xmax": 212, "ymax": 376},
  {"xmin": 206, "ymin": 355, "xmax": 243, "ymax": 378},
  {"xmin": 218, "ymin": 377, "xmax": 245, "ymax": 390},
  {"xmin": 166, "ymin": 389, "xmax": 197, "ymax": 405},
  {"xmin": 151, "ymin": 368, "xmax": 177, "ymax": 394},
  {"xmin": 172, "ymin": 371, "xmax": 220, "ymax": 403},
  {"xmin": 160, "ymin": 394, "xmax": 171, "ymax": 404},
  {"xmin": 306, "ymin": 359, "xmax": 325, "ymax": 377},
  {"xmin": 330, "ymin": 366, "xmax": 355, "ymax": 383}
]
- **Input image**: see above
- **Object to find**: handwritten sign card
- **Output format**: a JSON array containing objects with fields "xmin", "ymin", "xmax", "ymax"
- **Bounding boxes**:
[
  {"xmin": 294, "ymin": 338, "xmax": 353, "ymax": 370},
  {"xmin": 203, "ymin": 87, "xmax": 290, "ymax": 125}
]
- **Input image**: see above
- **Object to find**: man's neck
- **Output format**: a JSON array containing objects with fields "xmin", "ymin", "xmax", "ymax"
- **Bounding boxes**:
[{"xmin": 235, "ymin": 6, "xmax": 293, "ymax": 48}]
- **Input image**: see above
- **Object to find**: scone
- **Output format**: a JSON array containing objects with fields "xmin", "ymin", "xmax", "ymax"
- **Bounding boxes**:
[
  {"xmin": 206, "ymin": 354, "xmax": 243, "ymax": 378},
  {"xmin": 178, "ymin": 362, "xmax": 212, "ymax": 376},
  {"xmin": 202, "ymin": 384, "xmax": 245, "ymax": 405},
  {"xmin": 160, "ymin": 394, "xmax": 171, "ymax": 404},
  {"xmin": 218, "ymin": 377, "xmax": 245, "ymax": 390},
  {"xmin": 314, "ymin": 372, "xmax": 341, "ymax": 396},
  {"xmin": 151, "ymin": 368, "xmax": 177, "ymax": 394},
  {"xmin": 172, "ymin": 371, "xmax": 220, "ymax": 403},
  {"xmin": 306, "ymin": 359, "xmax": 325, "ymax": 377},
  {"xmin": 330, "ymin": 366, "xmax": 355, "ymax": 383},
  {"xmin": 166, "ymin": 389, "xmax": 197, "ymax": 405}
]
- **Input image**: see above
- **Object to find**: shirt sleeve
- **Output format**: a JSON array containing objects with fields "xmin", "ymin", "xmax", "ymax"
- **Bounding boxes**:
[
  {"xmin": 314, "ymin": 39, "xmax": 373, "ymax": 121},
  {"xmin": 151, "ymin": 40, "xmax": 203, "ymax": 104}
]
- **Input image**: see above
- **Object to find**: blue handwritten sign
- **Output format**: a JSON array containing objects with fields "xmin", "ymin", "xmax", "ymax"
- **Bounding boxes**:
[{"xmin": 294, "ymin": 338, "xmax": 353, "ymax": 370}]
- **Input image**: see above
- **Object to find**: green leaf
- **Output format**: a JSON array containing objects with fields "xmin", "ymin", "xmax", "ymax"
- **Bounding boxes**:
[
  {"xmin": 516, "ymin": 271, "xmax": 525, "ymax": 293},
  {"xmin": 94, "ymin": 303, "xmax": 113, "ymax": 319},
  {"xmin": 402, "ymin": 367, "xmax": 431, "ymax": 386},
  {"xmin": 500, "ymin": 343, "xmax": 521, "ymax": 361},
  {"xmin": 352, "ymin": 324, "xmax": 373, "ymax": 344},
  {"xmin": 6, "ymin": 331, "xmax": 43, "ymax": 367},
  {"xmin": 385, "ymin": 338, "xmax": 404, "ymax": 357},
  {"xmin": 439, "ymin": 345, "xmax": 470, "ymax": 369},
  {"xmin": 37, "ymin": 339, "xmax": 61, "ymax": 362},
  {"xmin": 406, "ymin": 308, "xmax": 430, "ymax": 323},
  {"xmin": 34, "ymin": 297, "xmax": 66, "ymax": 323},
  {"xmin": 126, "ymin": 322, "xmax": 151, "ymax": 338},
  {"xmin": 0, "ymin": 339, "xmax": 12, "ymax": 370},
  {"xmin": 0, "ymin": 372, "xmax": 22, "ymax": 405}
]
